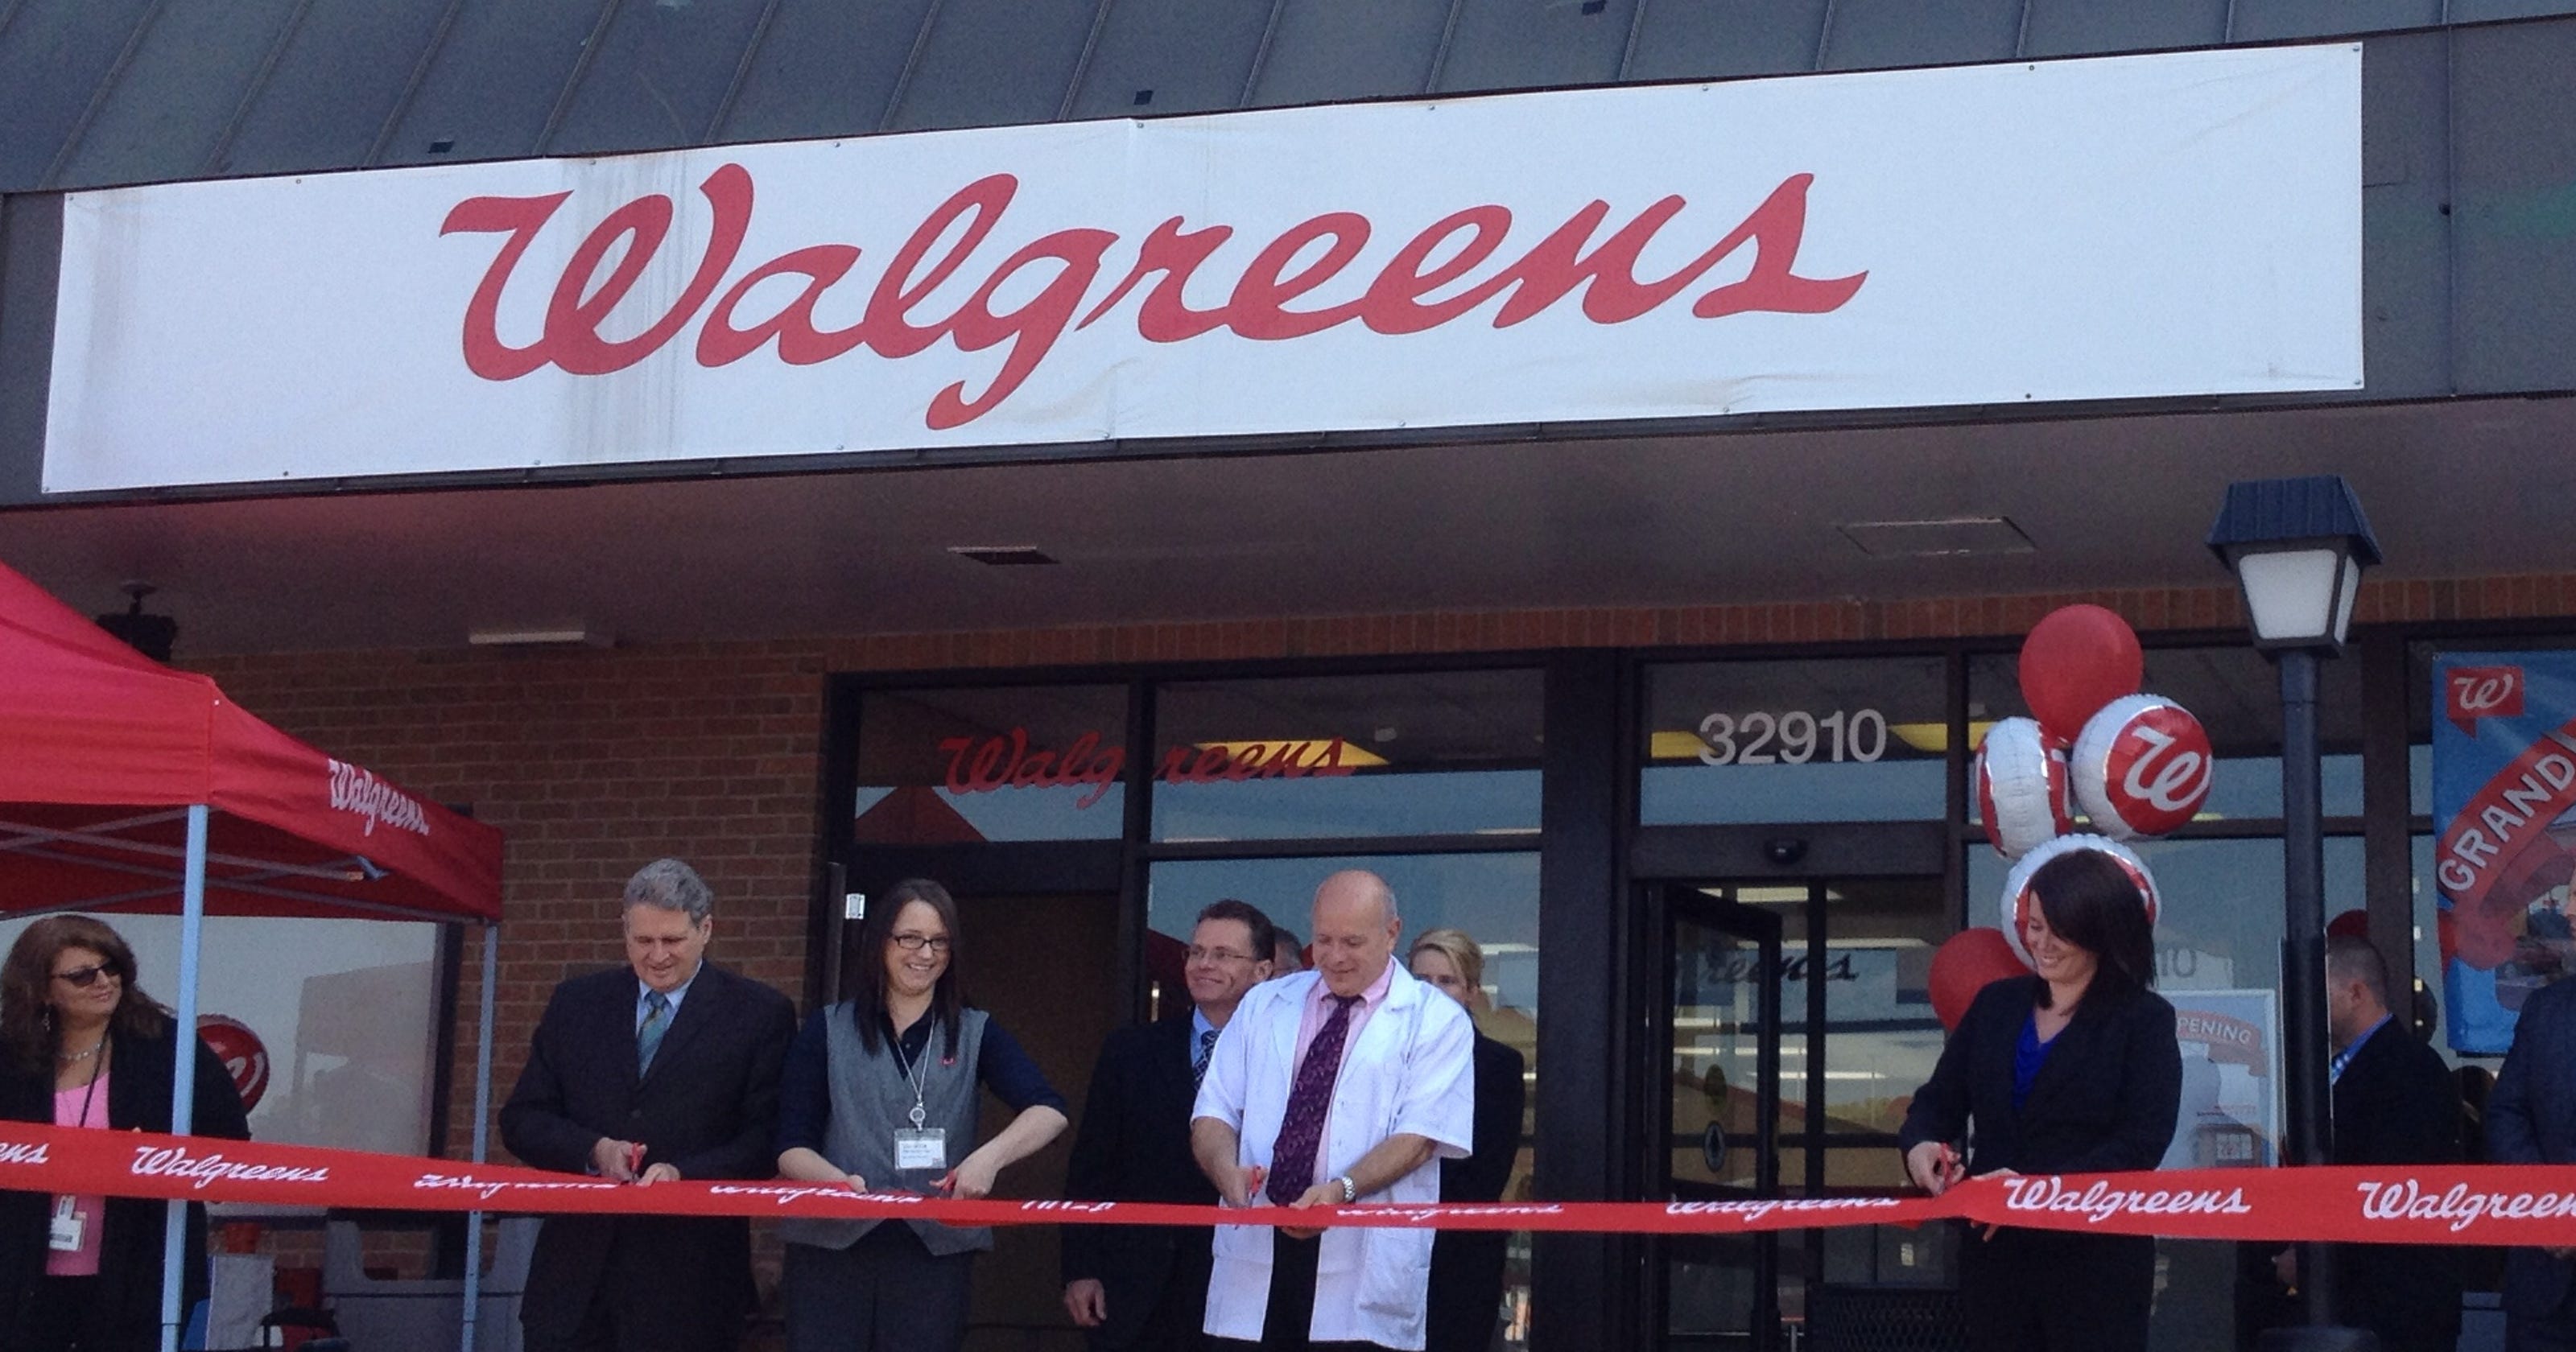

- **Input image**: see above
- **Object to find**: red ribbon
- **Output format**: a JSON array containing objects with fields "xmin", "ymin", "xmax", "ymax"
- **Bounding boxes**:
[{"xmin": 12, "ymin": 1124, "xmax": 2576, "ymax": 1244}]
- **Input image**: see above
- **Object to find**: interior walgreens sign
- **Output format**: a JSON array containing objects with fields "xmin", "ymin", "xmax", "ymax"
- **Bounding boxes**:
[{"xmin": 42, "ymin": 44, "xmax": 2359, "ymax": 493}]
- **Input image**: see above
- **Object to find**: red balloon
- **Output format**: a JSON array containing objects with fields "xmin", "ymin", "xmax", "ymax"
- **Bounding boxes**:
[
  {"xmin": 196, "ymin": 1015, "xmax": 270, "ymax": 1112},
  {"xmin": 2018, "ymin": 604, "xmax": 2145, "ymax": 742},
  {"xmin": 1929, "ymin": 928, "xmax": 2029, "ymax": 1033}
]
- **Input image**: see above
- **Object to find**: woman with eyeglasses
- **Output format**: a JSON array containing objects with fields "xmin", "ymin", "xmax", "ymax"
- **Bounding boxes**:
[
  {"xmin": 774, "ymin": 878, "xmax": 1068, "ymax": 1352},
  {"xmin": 0, "ymin": 916, "xmax": 251, "ymax": 1352}
]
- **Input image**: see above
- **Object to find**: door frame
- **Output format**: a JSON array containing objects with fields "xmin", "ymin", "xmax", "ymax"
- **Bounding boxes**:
[{"xmin": 1648, "ymin": 882, "xmax": 1785, "ymax": 1352}]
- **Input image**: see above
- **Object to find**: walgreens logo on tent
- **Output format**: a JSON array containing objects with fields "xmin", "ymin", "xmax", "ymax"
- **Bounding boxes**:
[{"xmin": 326, "ymin": 759, "xmax": 431, "ymax": 838}]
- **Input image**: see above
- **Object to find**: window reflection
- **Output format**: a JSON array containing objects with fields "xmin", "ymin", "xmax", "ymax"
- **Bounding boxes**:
[
  {"xmin": 853, "ymin": 685, "xmax": 1129, "ymax": 841},
  {"xmin": 1151, "ymin": 671, "xmax": 1542, "ymax": 841}
]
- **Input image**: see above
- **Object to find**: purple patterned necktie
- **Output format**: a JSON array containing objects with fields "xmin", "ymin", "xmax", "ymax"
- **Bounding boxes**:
[{"xmin": 1266, "ymin": 994, "xmax": 1360, "ymax": 1204}]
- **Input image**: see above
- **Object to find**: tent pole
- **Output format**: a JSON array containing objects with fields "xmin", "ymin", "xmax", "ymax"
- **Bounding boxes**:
[
  {"xmin": 460, "ymin": 921, "xmax": 498, "ymax": 1352},
  {"xmin": 161, "ymin": 804, "xmax": 208, "ymax": 1352}
]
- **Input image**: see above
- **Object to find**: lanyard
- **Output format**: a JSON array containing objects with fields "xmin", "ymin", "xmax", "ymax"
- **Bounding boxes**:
[{"xmin": 890, "ymin": 1021, "xmax": 932, "ymax": 1130}]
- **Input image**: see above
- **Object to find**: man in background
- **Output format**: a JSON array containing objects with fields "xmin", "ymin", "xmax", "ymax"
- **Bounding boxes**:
[
  {"xmin": 1269, "ymin": 929, "xmax": 1305, "ymax": 977},
  {"xmin": 1063, "ymin": 900, "xmax": 1278, "ymax": 1351},
  {"xmin": 2496, "ymin": 963, "xmax": 2576, "ymax": 1350},
  {"xmin": 2271, "ymin": 935, "xmax": 2462, "ymax": 1349},
  {"xmin": 501, "ymin": 859, "xmax": 798, "ymax": 1352}
]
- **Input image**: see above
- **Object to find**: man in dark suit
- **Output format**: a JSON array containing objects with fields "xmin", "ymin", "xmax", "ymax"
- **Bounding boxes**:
[
  {"xmin": 1063, "ymin": 900, "xmax": 1278, "ymax": 1351},
  {"xmin": 501, "ymin": 858, "xmax": 799, "ymax": 1352},
  {"xmin": 2272, "ymin": 935, "xmax": 2463, "ymax": 1349},
  {"xmin": 2496, "ymin": 967, "xmax": 2576, "ymax": 1351}
]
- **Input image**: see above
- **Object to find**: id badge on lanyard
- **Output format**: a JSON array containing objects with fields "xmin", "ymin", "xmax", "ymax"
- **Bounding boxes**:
[
  {"xmin": 894, "ymin": 1042, "xmax": 947, "ymax": 1171},
  {"xmin": 48, "ymin": 1195, "xmax": 85, "ymax": 1253},
  {"xmin": 894, "ymin": 1127, "xmax": 947, "ymax": 1171}
]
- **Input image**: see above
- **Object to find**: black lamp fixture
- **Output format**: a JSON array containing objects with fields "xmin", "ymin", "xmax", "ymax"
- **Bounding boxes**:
[
  {"xmin": 2212, "ymin": 475, "xmax": 2384, "ymax": 1352},
  {"xmin": 94, "ymin": 582, "xmax": 177, "ymax": 663},
  {"xmin": 2207, "ymin": 475, "xmax": 2382, "ymax": 653}
]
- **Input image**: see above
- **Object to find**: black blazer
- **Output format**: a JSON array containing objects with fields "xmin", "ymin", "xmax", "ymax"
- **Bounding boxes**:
[
  {"xmin": 1897, "ymin": 975, "xmax": 2182, "ymax": 1177},
  {"xmin": 1425, "ymin": 1032, "xmax": 1526, "ymax": 1352},
  {"xmin": 501, "ymin": 962, "xmax": 796, "ymax": 1352},
  {"xmin": 1061, "ymin": 1012, "xmax": 1215, "ymax": 1349},
  {"xmin": 2327, "ymin": 1017, "xmax": 2462, "ymax": 1347},
  {"xmin": 0, "ymin": 1022, "xmax": 251, "ymax": 1345},
  {"xmin": 2491, "ymin": 976, "xmax": 2576, "ymax": 1320}
]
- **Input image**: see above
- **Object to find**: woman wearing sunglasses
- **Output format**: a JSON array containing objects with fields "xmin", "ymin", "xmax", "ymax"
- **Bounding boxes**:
[
  {"xmin": 774, "ymin": 878, "xmax": 1068, "ymax": 1352},
  {"xmin": 0, "ymin": 916, "xmax": 251, "ymax": 1352}
]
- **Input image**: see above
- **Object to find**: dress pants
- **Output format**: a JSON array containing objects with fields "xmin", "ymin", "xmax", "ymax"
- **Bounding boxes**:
[
  {"xmin": 1959, "ymin": 1224, "xmax": 2155, "ymax": 1352},
  {"xmin": 783, "ymin": 1222, "xmax": 976, "ymax": 1352},
  {"xmin": 527, "ymin": 1222, "xmax": 742, "ymax": 1352},
  {"xmin": 1209, "ymin": 1230, "xmax": 1390, "ymax": 1352},
  {"xmin": 1105, "ymin": 1239, "xmax": 1212, "ymax": 1352},
  {"xmin": 24, "ymin": 1276, "xmax": 129, "ymax": 1352}
]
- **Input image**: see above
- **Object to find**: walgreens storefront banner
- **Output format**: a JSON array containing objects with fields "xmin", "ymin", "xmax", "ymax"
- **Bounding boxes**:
[{"xmin": 43, "ymin": 44, "xmax": 2359, "ymax": 493}]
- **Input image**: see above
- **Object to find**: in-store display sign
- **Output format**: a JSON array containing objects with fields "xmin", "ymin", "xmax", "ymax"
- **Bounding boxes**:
[{"xmin": 43, "ymin": 44, "xmax": 2359, "ymax": 493}]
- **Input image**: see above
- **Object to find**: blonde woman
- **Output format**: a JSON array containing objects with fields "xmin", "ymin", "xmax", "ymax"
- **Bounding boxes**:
[{"xmin": 1406, "ymin": 928, "xmax": 1525, "ymax": 1352}]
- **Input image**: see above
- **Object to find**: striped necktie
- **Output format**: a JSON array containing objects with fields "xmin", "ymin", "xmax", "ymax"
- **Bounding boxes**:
[
  {"xmin": 638, "ymin": 990, "xmax": 671, "ymax": 1075},
  {"xmin": 1195, "ymin": 1027, "xmax": 1220, "ymax": 1087}
]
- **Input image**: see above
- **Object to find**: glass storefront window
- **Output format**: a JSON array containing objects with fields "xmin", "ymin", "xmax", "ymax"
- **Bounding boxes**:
[
  {"xmin": 1818, "ymin": 878, "xmax": 1949, "ymax": 1139},
  {"xmin": 1150, "ymin": 670, "xmax": 1542, "ymax": 842},
  {"xmin": 1641, "ymin": 657, "xmax": 1951, "ymax": 824},
  {"xmin": 853, "ymin": 685, "xmax": 1129, "ymax": 841}
]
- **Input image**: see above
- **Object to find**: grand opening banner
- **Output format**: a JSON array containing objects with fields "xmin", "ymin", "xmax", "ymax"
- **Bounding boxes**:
[
  {"xmin": 2433, "ymin": 652, "xmax": 2576, "ymax": 1053},
  {"xmin": 42, "ymin": 44, "xmax": 2359, "ymax": 493}
]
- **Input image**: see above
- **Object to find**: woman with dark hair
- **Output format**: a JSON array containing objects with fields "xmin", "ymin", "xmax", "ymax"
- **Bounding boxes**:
[
  {"xmin": 0, "ymin": 916, "xmax": 250, "ymax": 1352},
  {"xmin": 1897, "ymin": 849, "xmax": 2182, "ymax": 1352},
  {"xmin": 774, "ymin": 878, "xmax": 1068, "ymax": 1352}
]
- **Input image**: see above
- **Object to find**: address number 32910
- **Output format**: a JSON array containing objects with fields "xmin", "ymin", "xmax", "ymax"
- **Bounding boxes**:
[{"xmin": 1696, "ymin": 710, "xmax": 1889, "ymax": 766}]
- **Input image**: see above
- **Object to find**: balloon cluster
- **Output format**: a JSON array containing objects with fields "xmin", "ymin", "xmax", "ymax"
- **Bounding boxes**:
[{"xmin": 1930, "ymin": 605, "xmax": 2215, "ymax": 1030}]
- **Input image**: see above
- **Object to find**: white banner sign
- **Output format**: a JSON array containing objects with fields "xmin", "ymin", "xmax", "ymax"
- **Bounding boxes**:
[{"xmin": 42, "ymin": 44, "xmax": 2359, "ymax": 492}]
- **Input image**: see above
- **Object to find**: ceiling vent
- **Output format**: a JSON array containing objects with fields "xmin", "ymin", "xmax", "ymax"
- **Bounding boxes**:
[
  {"xmin": 1837, "ymin": 517, "xmax": 2035, "ymax": 559},
  {"xmin": 948, "ymin": 546, "xmax": 1059, "ymax": 567}
]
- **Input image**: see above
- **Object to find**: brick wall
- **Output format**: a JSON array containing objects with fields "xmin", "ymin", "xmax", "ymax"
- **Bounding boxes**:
[{"xmin": 184, "ymin": 570, "xmax": 2576, "ymax": 1171}]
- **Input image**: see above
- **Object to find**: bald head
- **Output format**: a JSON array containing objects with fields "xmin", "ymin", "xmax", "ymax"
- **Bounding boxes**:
[{"xmin": 1311, "ymin": 870, "xmax": 1401, "ymax": 998}]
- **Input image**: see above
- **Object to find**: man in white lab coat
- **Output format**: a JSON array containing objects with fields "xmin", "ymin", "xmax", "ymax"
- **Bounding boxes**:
[{"xmin": 1191, "ymin": 870, "xmax": 1476, "ymax": 1350}]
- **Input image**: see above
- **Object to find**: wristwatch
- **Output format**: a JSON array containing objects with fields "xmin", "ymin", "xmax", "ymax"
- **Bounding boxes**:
[{"xmin": 1336, "ymin": 1176, "xmax": 1357, "ymax": 1204}]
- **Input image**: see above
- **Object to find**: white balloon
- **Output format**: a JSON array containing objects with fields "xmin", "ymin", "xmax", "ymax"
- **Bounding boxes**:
[
  {"xmin": 1975, "ymin": 716, "xmax": 2070, "ymax": 860},
  {"xmin": 1999, "ymin": 833, "xmax": 2161, "ymax": 967}
]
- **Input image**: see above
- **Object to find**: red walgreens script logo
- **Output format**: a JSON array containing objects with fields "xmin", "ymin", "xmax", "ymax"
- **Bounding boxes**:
[
  {"xmin": 2447, "ymin": 666, "xmax": 2524, "ymax": 735},
  {"xmin": 439, "ymin": 165, "xmax": 1868, "ymax": 431}
]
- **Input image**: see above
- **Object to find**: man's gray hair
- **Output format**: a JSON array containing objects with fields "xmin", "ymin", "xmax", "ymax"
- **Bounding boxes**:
[{"xmin": 624, "ymin": 858, "xmax": 713, "ymax": 924}]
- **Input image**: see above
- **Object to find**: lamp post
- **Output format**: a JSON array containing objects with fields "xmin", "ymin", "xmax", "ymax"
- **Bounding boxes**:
[{"xmin": 2209, "ymin": 475, "xmax": 2383, "ymax": 1352}]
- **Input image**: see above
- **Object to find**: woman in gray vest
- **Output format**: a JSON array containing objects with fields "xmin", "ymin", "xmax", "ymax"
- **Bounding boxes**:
[{"xmin": 776, "ymin": 877, "xmax": 1069, "ymax": 1352}]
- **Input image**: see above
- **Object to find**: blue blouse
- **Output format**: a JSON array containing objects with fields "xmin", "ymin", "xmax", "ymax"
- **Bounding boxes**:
[{"xmin": 2012, "ymin": 1011, "xmax": 2055, "ymax": 1113}]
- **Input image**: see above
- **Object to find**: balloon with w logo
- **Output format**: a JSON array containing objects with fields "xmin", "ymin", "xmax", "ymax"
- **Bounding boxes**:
[{"xmin": 2070, "ymin": 695, "xmax": 2215, "ymax": 841}]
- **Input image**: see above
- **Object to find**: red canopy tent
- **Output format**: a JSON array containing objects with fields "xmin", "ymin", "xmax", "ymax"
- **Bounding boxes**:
[{"xmin": 0, "ymin": 559, "xmax": 506, "ymax": 1351}]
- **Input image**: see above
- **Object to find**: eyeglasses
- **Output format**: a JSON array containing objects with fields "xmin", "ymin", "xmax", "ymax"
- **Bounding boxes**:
[
  {"xmin": 889, "ymin": 934, "xmax": 952, "ymax": 954},
  {"xmin": 1185, "ymin": 946, "xmax": 1257, "ymax": 966},
  {"xmin": 52, "ymin": 963, "xmax": 121, "ymax": 988}
]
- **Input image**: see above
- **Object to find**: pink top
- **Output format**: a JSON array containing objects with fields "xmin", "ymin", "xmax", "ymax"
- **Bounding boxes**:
[
  {"xmin": 1283, "ymin": 959, "xmax": 1397, "ymax": 1190},
  {"xmin": 48, "ymin": 1069, "xmax": 109, "ymax": 1276}
]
